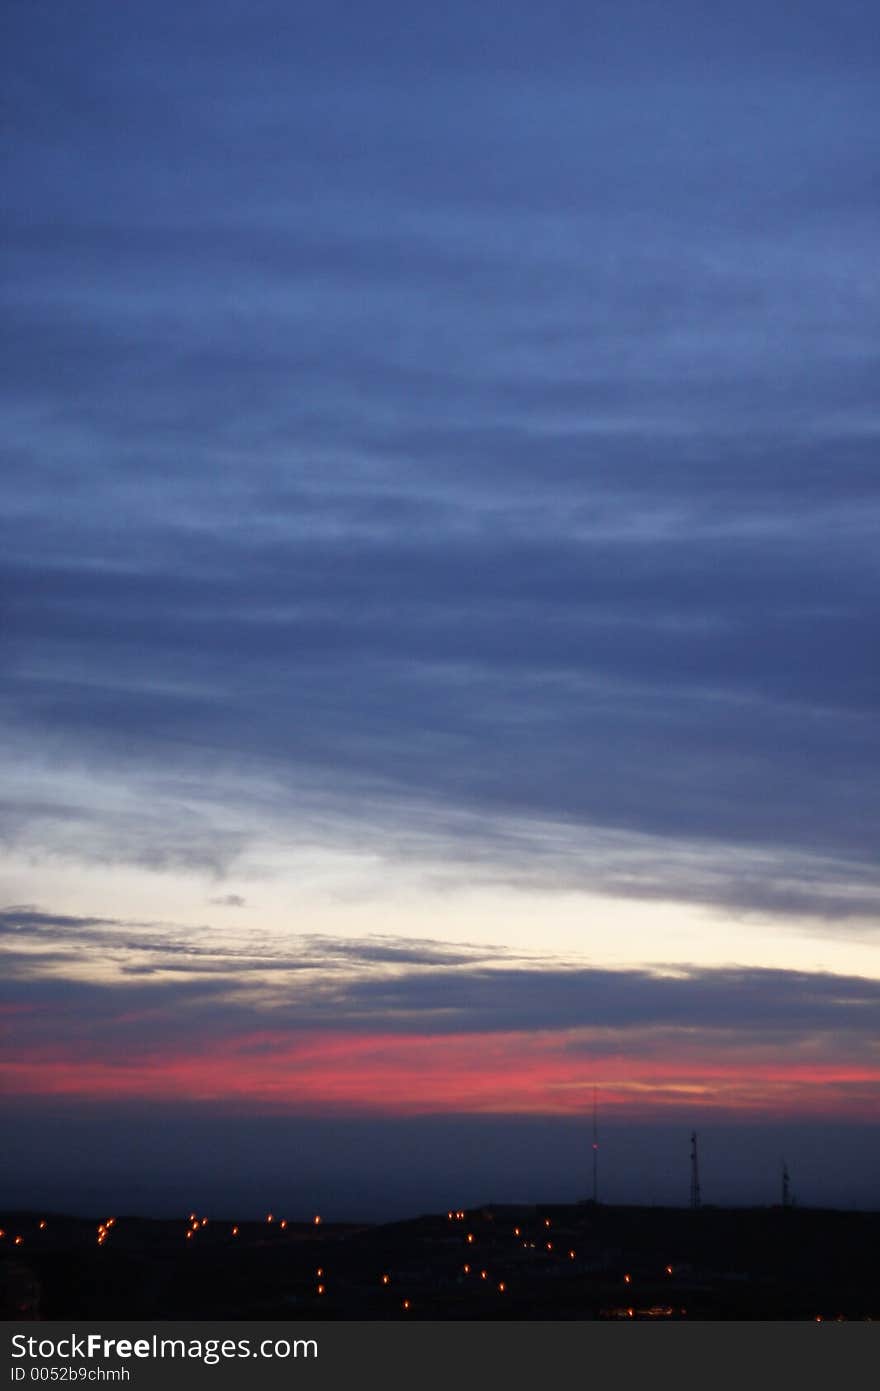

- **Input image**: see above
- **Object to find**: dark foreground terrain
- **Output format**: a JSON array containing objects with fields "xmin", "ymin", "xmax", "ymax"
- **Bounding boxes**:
[{"xmin": 2, "ymin": 1202, "xmax": 877, "ymax": 1321}]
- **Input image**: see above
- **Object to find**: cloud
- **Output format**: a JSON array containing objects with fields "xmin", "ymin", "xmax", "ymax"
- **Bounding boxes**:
[
  {"xmin": 2, "ymin": 0, "xmax": 878, "ymax": 1217},
  {"xmin": 1, "ymin": 0, "xmax": 878, "ymax": 931},
  {"xmin": 2, "ymin": 906, "xmax": 878, "ymax": 1068},
  {"xmin": 0, "ymin": 904, "xmax": 500, "ymax": 985}
]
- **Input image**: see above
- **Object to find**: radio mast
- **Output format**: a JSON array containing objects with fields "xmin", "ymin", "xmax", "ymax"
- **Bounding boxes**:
[
  {"xmin": 592, "ymin": 1086, "xmax": 599, "ymax": 1204},
  {"xmin": 690, "ymin": 1131, "xmax": 701, "ymax": 1210}
]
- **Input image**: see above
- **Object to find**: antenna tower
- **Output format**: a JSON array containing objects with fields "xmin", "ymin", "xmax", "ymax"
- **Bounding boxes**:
[
  {"xmin": 690, "ymin": 1130, "xmax": 701, "ymax": 1210},
  {"xmin": 591, "ymin": 1086, "xmax": 599, "ymax": 1204}
]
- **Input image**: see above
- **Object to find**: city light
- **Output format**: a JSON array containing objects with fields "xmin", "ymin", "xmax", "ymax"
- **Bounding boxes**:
[
  {"xmin": 95, "ymin": 1218, "xmax": 115, "ymax": 1249},
  {"xmin": 0, "ymin": 1197, "xmax": 858, "ymax": 1320}
]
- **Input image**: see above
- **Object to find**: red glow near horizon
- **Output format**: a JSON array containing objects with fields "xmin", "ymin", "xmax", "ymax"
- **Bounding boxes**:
[{"xmin": 2, "ymin": 1027, "xmax": 878, "ymax": 1120}]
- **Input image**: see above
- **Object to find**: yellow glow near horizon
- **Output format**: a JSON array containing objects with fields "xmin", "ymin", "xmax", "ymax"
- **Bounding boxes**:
[
  {"xmin": 3, "ymin": 755, "xmax": 879, "ymax": 995},
  {"xmin": 5, "ymin": 844, "xmax": 878, "ymax": 986},
  {"xmin": 3, "ymin": 746, "xmax": 877, "ymax": 988}
]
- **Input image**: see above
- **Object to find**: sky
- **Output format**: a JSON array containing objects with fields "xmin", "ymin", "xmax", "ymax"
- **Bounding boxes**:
[{"xmin": 2, "ymin": 1, "xmax": 879, "ymax": 1217}]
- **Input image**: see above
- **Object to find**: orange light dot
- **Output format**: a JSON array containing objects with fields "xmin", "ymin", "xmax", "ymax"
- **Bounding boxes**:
[
  {"xmin": 189, "ymin": 1213, "xmax": 196, "ymax": 1222},
  {"xmin": 266, "ymin": 1214, "xmax": 273, "ymax": 1223},
  {"xmin": 39, "ymin": 1221, "xmax": 47, "ymax": 1230},
  {"xmin": 467, "ymin": 1234, "xmax": 474, "ymax": 1243},
  {"xmin": 0, "ymin": 1230, "xmax": 5, "ymax": 1239},
  {"xmin": 624, "ymin": 1274, "xmax": 631, "ymax": 1284},
  {"xmin": 314, "ymin": 1215, "xmax": 322, "ymax": 1225},
  {"xmin": 316, "ymin": 1268, "xmax": 324, "ymax": 1277},
  {"xmin": 463, "ymin": 1265, "xmax": 470, "ymax": 1274},
  {"xmin": 514, "ymin": 1227, "xmax": 520, "ymax": 1236},
  {"xmin": 280, "ymin": 1219, "xmax": 287, "ymax": 1230},
  {"xmin": 544, "ymin": 1219, "xmax": 551, "ymax": 1228},
  {"xmin": 186, "ymin": 1231, "xmax": 193, "ymax": 1240},
  {"xmin": 498, "ymin": 1282, "xmax": 506, "ymax": 1293},
  {"xmin": 569, "ymin": 1250, "xmax": 576, "ymax": 1259},
  {"xmin": 317, "ymin": 1284, "xmax": 325, "ymax": 1295},
  {"xmin": 14, "ymin": 1236, "xmax": 23, "ymax": 1246},
  {"xmin": 402, "ymin": 1299, "xmax": 410, "ymax": 1311},
  {"xmin": 201, "ymin": 1218, "xmax": 207, "ymax": 1227},
  {"xmin": 232, "ymin": 1226, "xmax": 239, "ymax": 1236},
  {"xmin": 546, "ymin": 1242, "xmax": 553, "ymax": 1251},
  {"xmin": 665, "ymin": 1265, "xmax": 673, "ymax": 1275},
  {"xmin": 480, "ymin": 1270, "xmax": 487, "ymax": 1280},
  {"xmin": 447, "ymin": 1211, "xmax": 453, "ymax": 1220}
]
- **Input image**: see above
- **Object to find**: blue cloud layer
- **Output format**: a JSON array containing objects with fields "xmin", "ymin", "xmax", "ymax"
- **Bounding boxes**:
[{"xmin": 2, "ymin": 0, "xmax": 878, "ymax": 919}]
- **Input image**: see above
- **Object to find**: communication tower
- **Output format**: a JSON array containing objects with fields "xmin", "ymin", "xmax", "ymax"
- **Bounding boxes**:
[{"xmin": 690, "ymin": 1131, "xmax": 701, "ymax": 1210}]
